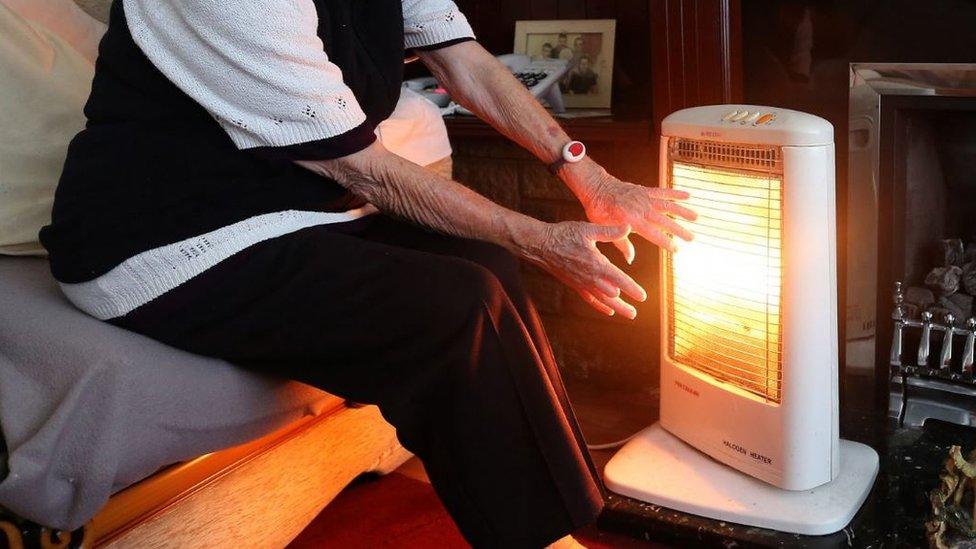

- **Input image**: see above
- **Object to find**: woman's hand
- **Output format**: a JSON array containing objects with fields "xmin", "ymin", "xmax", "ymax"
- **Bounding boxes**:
[
  {"xmin": 565, "ymin": 162, "xmax": 698, "ymax": 263},
  {"xmin": 520, "ymin": 221, "xmax": 647, "ymax": 319}
]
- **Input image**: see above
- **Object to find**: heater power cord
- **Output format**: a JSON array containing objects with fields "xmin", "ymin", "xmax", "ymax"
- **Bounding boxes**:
[{"xmin": 585, "ymin": 432, "xmax": 638, "ymax": 451}]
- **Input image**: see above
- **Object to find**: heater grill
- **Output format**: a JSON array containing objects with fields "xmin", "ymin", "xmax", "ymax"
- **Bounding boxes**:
[
  {"xmin": 672, "ymin": 139, "xmax": 783, "ymax": 172},
  {"xmin": 666, "ymin": 138, "xmax": 784, "ymax": 403}
]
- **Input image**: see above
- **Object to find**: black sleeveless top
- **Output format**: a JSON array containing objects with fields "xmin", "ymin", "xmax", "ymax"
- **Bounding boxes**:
[{"xmin": 40, "ymin": 0, "xmax": 406, "ymax": 283}]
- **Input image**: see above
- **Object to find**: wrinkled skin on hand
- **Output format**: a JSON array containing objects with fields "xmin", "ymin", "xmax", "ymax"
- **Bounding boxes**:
[
  {"xmin": 576, "ymin": 166, "xmax": 697, "ymax": 263},
  {"xmin": 527, "ymin": 221, "xmax": 646, "ymax": 319}
]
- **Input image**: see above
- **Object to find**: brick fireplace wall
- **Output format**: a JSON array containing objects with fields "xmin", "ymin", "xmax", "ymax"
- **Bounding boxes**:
[{"xmin": 450, "ymin": 136, "xmax": 661, "ymax": 391}]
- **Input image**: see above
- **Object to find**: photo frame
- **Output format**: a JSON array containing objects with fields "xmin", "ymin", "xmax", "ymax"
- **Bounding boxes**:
[{"xmin": 513, "ymin": 19, "xmax": 616, "ymax": 110}]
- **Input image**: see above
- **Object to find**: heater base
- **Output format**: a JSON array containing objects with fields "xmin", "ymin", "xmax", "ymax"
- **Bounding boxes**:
[{"xmin": 604, "ymin": 423, "xmax": 879, "ymax": 536}]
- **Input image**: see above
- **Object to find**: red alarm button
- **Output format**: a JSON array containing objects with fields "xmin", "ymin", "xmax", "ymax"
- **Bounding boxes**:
[{"xmin": 562, "ymin": 140, "xmax": 586, "ymax": 163}]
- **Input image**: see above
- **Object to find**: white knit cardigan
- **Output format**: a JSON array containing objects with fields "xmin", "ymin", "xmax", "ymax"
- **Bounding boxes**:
[
  {"xmin": 61, "ymin": 0, "xmax": 474, "ymax": 320},
  {"xmin": 124, "ymin": 0, "xmax": 473, "ymax": 150}
]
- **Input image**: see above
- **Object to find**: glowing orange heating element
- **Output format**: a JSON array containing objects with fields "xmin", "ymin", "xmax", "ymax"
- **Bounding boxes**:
[{"xmin": 666, "ymin": 144, "xmax": 783, "ymax": 403}]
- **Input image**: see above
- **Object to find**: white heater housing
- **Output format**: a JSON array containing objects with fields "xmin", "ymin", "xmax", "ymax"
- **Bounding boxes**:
[
  {"xmin": 605, "ymin": 105, "xmax": 878, "ymax": 536},
  {"xmin": 662, "ymin": 105, "xmax": 838, "ymax": 489}
]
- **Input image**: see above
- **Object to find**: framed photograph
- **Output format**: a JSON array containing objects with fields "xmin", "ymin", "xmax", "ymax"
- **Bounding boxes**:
[{"xmin": 513, "ymin": 19, "xmax": 616, "ymax": 109}]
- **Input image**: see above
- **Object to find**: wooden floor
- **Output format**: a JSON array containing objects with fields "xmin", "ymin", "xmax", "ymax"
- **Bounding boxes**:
[{"xmin": 289, "ymin": 377, "xmax": 662, "ymax": 548}]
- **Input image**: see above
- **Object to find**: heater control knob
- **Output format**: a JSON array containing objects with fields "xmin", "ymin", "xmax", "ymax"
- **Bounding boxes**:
[
  {"xmin": 730, "ymin": 110, "xmax": 751, "ymax": 122},
  {"xmin": 742, "ymin": 112, "xmax": 761, "ymax": 124},
  {"xmin": 722, "ymin": 110, "xmax": 740, "ymax": 121}
]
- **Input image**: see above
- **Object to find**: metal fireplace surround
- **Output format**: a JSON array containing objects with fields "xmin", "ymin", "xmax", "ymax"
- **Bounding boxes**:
[{"xmin": 847, "ymin": 63, "xmax": 976, "ymax": 427}]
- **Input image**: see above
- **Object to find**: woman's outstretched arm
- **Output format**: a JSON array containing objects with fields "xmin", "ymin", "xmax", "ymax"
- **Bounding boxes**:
[
  {"xmin": 416, "ymin": 40, "xmax": 697, "ymax": 263},
  {"xmin": 298, "ymin": 142, "xmax": 646, "ymax": 319}
]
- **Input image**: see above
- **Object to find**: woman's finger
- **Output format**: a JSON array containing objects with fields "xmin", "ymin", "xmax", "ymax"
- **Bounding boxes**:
[
  {"xmin": 594, "ymin": 278, "xmax": 620, "ymax": 299},
  {"xmin": 595, "ymin": 292, "xmax": 637, "ymax": 319},
  {"xmin": 598, "ymin": 260, "xmax": 646, "ymax": 303},
  {"xmin": 578, "ymin": 289, "xmax": 615, "ymax": 316},
  {"xmin": 655, "ymin": 199, "xmax": 698, "ymax": 221},
  {"xmin": 585, "ymin": 221, "xmax": 635, "ymax": 263},
  {"xmin": 647, "ymin": 211, "xmax": 694, "ymax": 241},
  {"xmin": 612, "ymin": 235, "xmax": 636, "ymax": 265},
  {"xmin": 635, "ymin": 222, "xmax": 676, "ymax": 252},
  {"xmin": 649, "ymin": 187, "xmax": 690, "ymax": 201}
]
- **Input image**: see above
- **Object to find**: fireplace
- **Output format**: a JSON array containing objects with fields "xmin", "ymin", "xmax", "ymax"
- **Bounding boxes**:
[{"xmin": 846, "ymin": 63, "xmax": 976, "ymax": 424}]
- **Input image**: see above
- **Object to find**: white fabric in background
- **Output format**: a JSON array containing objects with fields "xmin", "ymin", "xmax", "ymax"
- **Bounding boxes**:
[
  {"xmin": 1, "ymin": 0, "xmax": 106, "ymax": 62},
  {"xmin": 377, "ymin": 87, "xmax": 453, "ymax": 167},
  {"xmin": 0, "ymin": 4, "xmax": 94, "ymax": 256}
]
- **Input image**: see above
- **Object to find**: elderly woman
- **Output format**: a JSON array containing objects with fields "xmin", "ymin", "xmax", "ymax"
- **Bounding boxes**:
[{"xmin": 39, "ymin": 0, "xmax": 694, "ymax": 547}]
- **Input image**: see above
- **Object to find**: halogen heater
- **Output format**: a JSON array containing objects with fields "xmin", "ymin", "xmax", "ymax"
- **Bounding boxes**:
[{"xmin": 604, "ymin": 105, "xmax": 879, "ymax": 535}]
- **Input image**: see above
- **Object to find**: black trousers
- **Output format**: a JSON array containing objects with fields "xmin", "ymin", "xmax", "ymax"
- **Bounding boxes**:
[{"xmin": 110, "ymin": 215, "xmax": 604, "ymax": 548}]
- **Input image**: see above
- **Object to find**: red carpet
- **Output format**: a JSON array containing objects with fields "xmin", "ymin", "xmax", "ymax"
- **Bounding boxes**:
[
  {"xmin": 288, "ymin": 472, "xmax": 657, "ymax": 548},
  {"xmin": 288, "ymin": 473, "xmax": 468, "ymax": 548}
]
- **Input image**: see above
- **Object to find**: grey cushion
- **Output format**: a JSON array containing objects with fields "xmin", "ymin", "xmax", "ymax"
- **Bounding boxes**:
[
  {"xmin": 71, "ymin": 0, "xmax": 110, "ymax": 24},
  {"xmin": 0, "ymin": 257, "xmax": 332, "ymax": 530}
]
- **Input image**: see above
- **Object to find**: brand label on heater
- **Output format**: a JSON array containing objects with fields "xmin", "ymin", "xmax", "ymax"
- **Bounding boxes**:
[
  {"xmin": 723, "ymin": 440, "xmax": 773, "ymax": 465},
  {"xmin": 674, "ymin": 380, "xmax": 699, "ymax": 397}
]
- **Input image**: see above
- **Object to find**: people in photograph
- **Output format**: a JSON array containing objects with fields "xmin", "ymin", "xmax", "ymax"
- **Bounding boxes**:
[
  {"xmin": 571, "ymin": 36, "xmax": 585, "ymax": 62},
  {"xmin": 549, "ymin": 33, "xmax": 573, "ymax": 60},
  {"xmin": 539, "ymin": 41, "xmax": 553, "ymax": 60},
  {"xmin": 567, "ymin": 55, "xmax": 599, "ymax": 94},
  {"xmin": 560, "ymin": 35, "xmax": 588, "ymax": 91}
]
